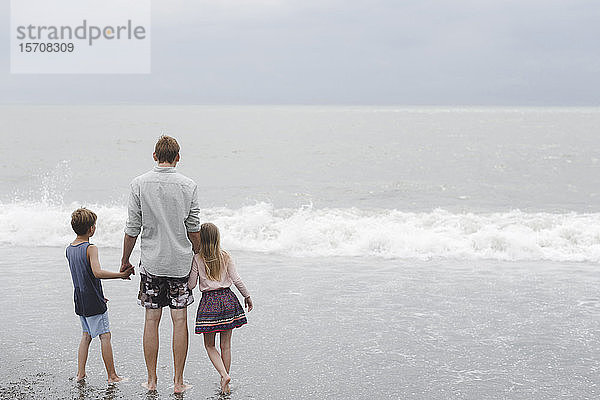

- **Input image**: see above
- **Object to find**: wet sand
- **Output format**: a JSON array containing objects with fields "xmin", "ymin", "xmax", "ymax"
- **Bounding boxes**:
[{"xmin": 0, "ymin": 247, "xmax": 599, "ymax": 399}]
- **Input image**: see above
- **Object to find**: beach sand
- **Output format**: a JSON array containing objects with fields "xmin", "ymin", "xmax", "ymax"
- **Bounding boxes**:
[{"xmin": 0, "ymin": 247, "xmax": 598, "ymax": 399}]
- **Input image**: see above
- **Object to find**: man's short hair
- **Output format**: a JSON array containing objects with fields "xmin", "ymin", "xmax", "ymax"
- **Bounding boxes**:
[
  {"xmin": 155, "ymin": 135, "xmax": 180, "ymax": 163},
  {"xmin": 71, "ymin": 208, "xmax": 97, "ymax": 235}
]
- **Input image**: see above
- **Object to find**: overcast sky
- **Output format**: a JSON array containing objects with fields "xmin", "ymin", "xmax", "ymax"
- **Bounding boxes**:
[{"xmin": 1, "ymin": 0, "xmax": 599, "ymax": 105}]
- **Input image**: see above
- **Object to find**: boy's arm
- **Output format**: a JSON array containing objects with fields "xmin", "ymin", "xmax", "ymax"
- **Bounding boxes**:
[{"xmin": 88, "ymin": 245, "xmax": 132, "ymax": 280}]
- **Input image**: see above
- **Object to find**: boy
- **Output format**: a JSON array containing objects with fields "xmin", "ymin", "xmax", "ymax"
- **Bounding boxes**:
[{"xmin": 66, "ymin": 208, "xmax": 133, "ymax": 383}]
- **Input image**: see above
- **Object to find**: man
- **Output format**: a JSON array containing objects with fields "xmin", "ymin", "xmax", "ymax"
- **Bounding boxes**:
[{"xmin": 121, "ymin": 135, "xmax": 200, "ymax": 393}]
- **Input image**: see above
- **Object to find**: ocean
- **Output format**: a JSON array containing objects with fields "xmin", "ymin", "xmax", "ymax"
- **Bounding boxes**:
[{"xmin": 1, "ymin": 105, "xmax": 599, "ymax": 399}]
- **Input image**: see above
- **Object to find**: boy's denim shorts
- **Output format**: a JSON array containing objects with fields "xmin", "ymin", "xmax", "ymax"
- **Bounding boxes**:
[{"xmin": 80, "ymin": 311, "xmax": 110, "ymax": 338}]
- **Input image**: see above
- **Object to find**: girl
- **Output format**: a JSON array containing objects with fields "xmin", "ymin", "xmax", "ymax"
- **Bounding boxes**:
[{"xmin": 188, "ymin": 222, "xmax": 253, "ymax": 394}]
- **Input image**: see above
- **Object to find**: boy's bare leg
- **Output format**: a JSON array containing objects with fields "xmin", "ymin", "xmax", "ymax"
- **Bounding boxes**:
[
  {"xmin": 170, "ymin": 307, "xmax": 191, "ymax": 393},
  {"xmin": 77, "ymin": 332, "xmax": 92, "ymax": 381},
  {"xmin": 219, "ymin": 330, "xmax": 233, "ymax": 393},
  {"xmin": 203, "ymin": 332, "xmax": 231, "ymax": 393},
  {"xmin": 143, "ymin": 308, "xmax": 162, "ymax": 390},
  {"xmin": 99, "ymin": 332, "xmax": 122, "ymax": 383}
]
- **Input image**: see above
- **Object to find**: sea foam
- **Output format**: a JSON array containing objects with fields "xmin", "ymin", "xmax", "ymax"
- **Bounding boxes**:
[{"xmin": 2, "ymin": 201, "xmax": 600, "ymax": 262}]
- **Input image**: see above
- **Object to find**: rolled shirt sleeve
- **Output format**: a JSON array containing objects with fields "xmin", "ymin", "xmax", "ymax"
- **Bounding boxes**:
[
  {"xmin": 184, "ymin": 184, "xmax": 201, "ymax": 232},
  {"xmin": 124, "ymin": 181, "xmax": 142, "ymax": 237}
]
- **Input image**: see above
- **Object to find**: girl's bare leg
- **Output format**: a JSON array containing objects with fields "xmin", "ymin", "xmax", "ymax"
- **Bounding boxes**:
[
  {"xmin": 77, "ymin": 332, "xmax": 92, "ymax": 381},
  {"xmin": 99, "ymin": 332, "xmax": 123, "ymax": 383},
  {"xmin": 219, "ymin": 330, "xmax": 233, "ymax": 392},
  {"xmin": 203, "ymin": 332, "xmax": 231, "ymax": 393},
  {"xmin": 219, "ymin": 330, "xmax": 232, "ymax": 373}
]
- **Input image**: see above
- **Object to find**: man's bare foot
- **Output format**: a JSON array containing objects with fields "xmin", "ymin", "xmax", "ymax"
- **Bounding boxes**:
[
  {"xmin": 142, "ymin": 381, "xmax": 157, "ymax": 391},
  {"xmin": 173, "ymin": 383, "xmax": 193, "ymax": 393},
  {"xmin": 220, "ymin": 375, "xmax": 231, "ymax": 394},
  {"xmin": 76, "ymin": 374, "xmax": 86, "ymax": 382},
  {"xmin": 108, "ymin": 375, "xmax": 126, "ymax": 384}
]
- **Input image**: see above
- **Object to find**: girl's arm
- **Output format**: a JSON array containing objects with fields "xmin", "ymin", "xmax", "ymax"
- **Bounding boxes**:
[
  {"xmin": 88, "ymin": 245, "xmax": 131, "ymax": 279},
  {"xmin": 226, "ymin": 255, "xmax": 251, "ymax": 299},
  {"xmin": 187, "ymin": 256, "xmax": 199, "ymax": 290}
]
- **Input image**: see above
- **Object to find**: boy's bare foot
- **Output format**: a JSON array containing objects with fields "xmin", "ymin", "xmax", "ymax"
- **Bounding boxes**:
[
  {"xmin": 76, "ymin": 374, "xmax": 86, "ymax": 382},
  {"xmin": 173, "ymin": 383, "xmax": 193, "ymax": 393},
  {"xmin": 142, "ymin": 381, "xmax": 157, "ymax": 391},
  {"xmin": 220, "ymin": 375, "xmax": 231, "ymax": 394}
]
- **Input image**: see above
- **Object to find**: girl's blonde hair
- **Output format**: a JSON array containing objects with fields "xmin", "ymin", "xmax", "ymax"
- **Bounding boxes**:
[{"xmin": 199, "ymin": 222, "xmax": 228, "ymax": 281}]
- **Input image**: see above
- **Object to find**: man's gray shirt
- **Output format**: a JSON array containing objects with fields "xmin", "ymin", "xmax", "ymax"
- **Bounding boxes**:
[{"xmin": 125, "ymin": 166, "xmax": 200, "ymax": 278}]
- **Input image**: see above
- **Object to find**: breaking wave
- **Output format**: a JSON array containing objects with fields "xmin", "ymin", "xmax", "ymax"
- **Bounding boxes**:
[{"xmin": 2, "ymin": 201, "xmax": 600, "ymax": 262}]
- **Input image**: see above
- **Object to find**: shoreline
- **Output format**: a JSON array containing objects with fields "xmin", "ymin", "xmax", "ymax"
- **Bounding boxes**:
[{"xmin": 1, "ymin": 247, "xmax": 599, "ymax": 398}]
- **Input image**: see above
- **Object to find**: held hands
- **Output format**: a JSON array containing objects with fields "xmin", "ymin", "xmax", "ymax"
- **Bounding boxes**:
[
  {"xmin": 120, "ymin": 267, "xmax": 134, "ymax": 280},
  {"xmin": 120, "ymin": 259, "xmax": 135, "ymax": 280},
  {"xmin": 120, "ymin": 269, "xmax": 133, "ymax": 280},
  {"xmin": 120, "ymin": 260, "xmax": 135, "ymax": 280},
  {"xmin": 244, "ymin": 296, "xmax": 253, "ymax": 312}
]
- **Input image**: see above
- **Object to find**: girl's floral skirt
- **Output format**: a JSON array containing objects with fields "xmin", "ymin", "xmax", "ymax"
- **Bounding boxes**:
[{"xmin": 195, "ymin": 287, "xmax": 247, "ymax": 334}]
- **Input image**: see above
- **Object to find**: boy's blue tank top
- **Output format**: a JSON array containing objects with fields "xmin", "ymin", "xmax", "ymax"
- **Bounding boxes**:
[{"xmin": 65, "ymin": 242, "xmax": 107, "ymax": 317}]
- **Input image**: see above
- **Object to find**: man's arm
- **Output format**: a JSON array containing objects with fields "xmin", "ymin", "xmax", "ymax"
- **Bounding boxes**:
[
  {"xmin": 122, "ymin": 181, "xmax": 141, "ymax": 273},
  {"xmin": 187, "ymin": 256, "xmax": 199, "ymax": 289},
  {"xmin": 185, "ymin": 184, "xmax": 201, "ymax": 253},
  {"xmin": 187, "ymin": 231, "xmax": 200, "ymax": 254},
  {"xmin": 120, "ymin": 234, "xmax": 138, "ymax": 273}
]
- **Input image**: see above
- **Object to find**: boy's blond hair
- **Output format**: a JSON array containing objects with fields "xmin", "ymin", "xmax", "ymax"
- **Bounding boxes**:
[
  {"xmin": 71, "ymin": 208, "xmax": 97, "ymax": 235},
  {"xmin": 154, "ymin": 135, "xmax": 180, "ymax": 163}
]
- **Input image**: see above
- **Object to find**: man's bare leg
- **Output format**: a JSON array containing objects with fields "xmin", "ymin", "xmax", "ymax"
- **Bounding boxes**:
[
  {"xmin": 171, "ymin": 307, "xmax": 191, "ymax": 393},
  {"xmin": 99, "ymin": 332, "xmax": 123, "ymax": 383},
  {"xmin": 143, "ymin": 308, "xmax": 162, "ymax": 390},
  {"xmin": 76, "ymin": 332, "xmax": 92, "ymax": 381}
]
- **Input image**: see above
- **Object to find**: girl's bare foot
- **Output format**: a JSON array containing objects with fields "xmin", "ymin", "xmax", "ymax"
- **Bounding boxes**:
[
  {"xmin": 142, "ymin": 381, "xmax": 157, "ymax": 391},
  {"xmin": 174, "ymin": 383, "xmax": 193, "ymax": 393},
  {"xmin": 76, "ymin": 374, "xmax": 86, "ymax": 382},
  {"xmin": 220, "ymin": 375, "xmax": 231, "ymax": 394}
]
